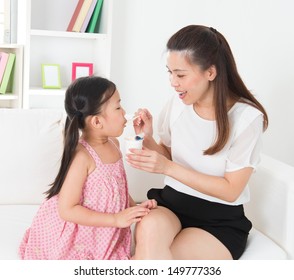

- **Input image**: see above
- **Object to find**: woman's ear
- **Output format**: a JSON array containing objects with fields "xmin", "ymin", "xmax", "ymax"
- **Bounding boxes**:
[
  {"xmin": 207, "ymin": 65, "xmax": 217, "ymax": 81},
  {"xmin": 90, "ymin": 115, "xmax": 103, "ymax": 129}
]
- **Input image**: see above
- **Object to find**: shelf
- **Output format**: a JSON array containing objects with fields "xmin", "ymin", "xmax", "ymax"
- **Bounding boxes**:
[
  {"xmin": 30, "ymin": 29, "xmax": 107, "ymax": 40},
  {"xmin": 0, "ymin": 44, "xmax": 23, "ymax": 108},
  {"xmin": 29, "ymin": 88, "xmax": 66, "ymax": 96},
  {"xmin": 0, "ymin": 95, "xmax": 19, "ymax": 100},
  {"xmin": 20, "ymin": 0, "xmax": 113, "ymax": 109},
  {"xmin": 0, "ymin": 44, "xmax": 22, "ymax": 49}
]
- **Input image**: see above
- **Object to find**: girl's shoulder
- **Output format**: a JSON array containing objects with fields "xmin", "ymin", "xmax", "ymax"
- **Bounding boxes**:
[{"xmin": 74, "ymin": 143, "xmax": 96, "ymax": 173}]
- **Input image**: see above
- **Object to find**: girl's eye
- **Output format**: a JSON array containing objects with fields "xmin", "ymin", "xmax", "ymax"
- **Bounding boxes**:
[{"xmin": 177, "ymin": 75, "xmax": 185, "ymax": 78}]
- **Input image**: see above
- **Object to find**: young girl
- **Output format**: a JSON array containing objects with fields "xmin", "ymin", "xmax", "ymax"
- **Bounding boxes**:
[{"xmin": 19, "ymin": 76, "xmax": 156, "ymax": 260}]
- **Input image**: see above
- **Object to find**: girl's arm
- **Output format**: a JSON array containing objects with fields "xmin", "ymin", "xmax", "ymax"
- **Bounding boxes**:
[
  {"xmin": 129, "ymin": 194, "xmax": 157, "ymax": 209},
  {"xmin": 58, "ymin": 147, "xmax": 149, "ymax": 228},
  {"xmin": 129, "ymin": 195, "xmax": 136, "ymax": 207}
]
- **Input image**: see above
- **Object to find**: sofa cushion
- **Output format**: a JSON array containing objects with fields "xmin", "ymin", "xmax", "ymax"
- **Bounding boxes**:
[
  {"xmin": 0, "ymin": 205, "xmax": 287, "ymax": 260},
  {"xmin": 0, "ymin": 109, "xmax": 65, "ymax": 204},
  {"xmin": 240, "ymin": 228, "xmax": 287, "ymax": 260},
  {"xmin": 245, "ymin": 154, "xmax": 294, "ymax": 259},
  {"xmin": 0, "ymin": 205, "xmax": 39, "ymax": 259}
]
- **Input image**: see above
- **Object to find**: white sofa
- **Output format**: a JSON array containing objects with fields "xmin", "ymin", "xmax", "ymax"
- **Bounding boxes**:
[{"xmin": 0, "ymin": 108, "xmax": 293, "ymax": 260}]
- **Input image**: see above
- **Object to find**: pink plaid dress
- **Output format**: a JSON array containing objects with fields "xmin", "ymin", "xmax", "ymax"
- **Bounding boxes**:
[{"xmin": 19, "ymin": 139, "xmax": 131, "ymax": 260}]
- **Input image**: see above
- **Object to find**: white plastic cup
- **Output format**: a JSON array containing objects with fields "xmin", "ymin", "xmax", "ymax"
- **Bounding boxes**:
[{"xmin": 125, "ymin": 136, "xmax": 143, "ymax": 154}]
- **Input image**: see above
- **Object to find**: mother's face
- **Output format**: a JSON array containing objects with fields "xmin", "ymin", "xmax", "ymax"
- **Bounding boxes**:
[{"xmin": 166, "ymin": 51, "xmax": 216, "ymax": 105}]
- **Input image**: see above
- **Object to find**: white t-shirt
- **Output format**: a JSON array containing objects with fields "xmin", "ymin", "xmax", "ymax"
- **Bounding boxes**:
[{"xmin": 158, "ymin": 95, "xmax": 264, "ymax": 205}]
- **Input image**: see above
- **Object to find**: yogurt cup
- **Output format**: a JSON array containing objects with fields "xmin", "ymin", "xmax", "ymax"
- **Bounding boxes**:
[{"xmin": 125, "ymin": 135, "xmax": 143, "ymax": 154}]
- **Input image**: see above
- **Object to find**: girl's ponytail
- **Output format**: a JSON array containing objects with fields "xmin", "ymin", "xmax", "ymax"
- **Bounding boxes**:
[{"xmin": 45, "ymin": 114, "xmax": 81, "ymax": 199}]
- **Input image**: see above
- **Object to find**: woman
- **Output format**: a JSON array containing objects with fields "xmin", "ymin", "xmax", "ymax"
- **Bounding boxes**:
[{"xmin": 126, "ymin": 25, "xmax": 268, "ymax": 260}]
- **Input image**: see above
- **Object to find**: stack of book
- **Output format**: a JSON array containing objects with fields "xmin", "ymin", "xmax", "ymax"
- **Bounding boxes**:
[
  {"xmin": 67, "ymin": 0, "xmax": 104, "ymax": 33},
  {"xmin": 0, "ymin": 51, "xmax": 16, "ymax": 94}
]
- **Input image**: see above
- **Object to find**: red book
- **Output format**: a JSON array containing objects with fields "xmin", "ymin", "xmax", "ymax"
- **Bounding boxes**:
[{"xmin": 66, "ymin": 0, "xmax": 85, "ymax": 32}]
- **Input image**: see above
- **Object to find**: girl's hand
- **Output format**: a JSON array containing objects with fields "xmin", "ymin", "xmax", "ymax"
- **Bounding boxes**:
[
  {"xmin": 114, "ymin": 205, "xmax": 150, "ymax": 228},
  {"xmin": 139, "ymin": 199, "xmax": 157, "ymax": 209},
  {"xmin": 133, "ymin": 109, "xmax": 153, "ymax": 137},
  {"xmin": 126, "ymin": 147, "xmax": 171, "ymax": 174}
]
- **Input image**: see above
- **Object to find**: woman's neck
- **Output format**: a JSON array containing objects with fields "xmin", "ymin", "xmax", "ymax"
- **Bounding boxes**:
[
  {"xmin": 193, "ymin": 97, "xmax": 236, "ymax": 121},
  {"xmin": 193, "ymin": 101, "xmax": 215, "ymax": 120}
]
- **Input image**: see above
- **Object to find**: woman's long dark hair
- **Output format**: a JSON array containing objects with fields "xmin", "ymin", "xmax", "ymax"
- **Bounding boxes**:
[
  {"xmin": 45, "ymin": 76, "xmax": 116, "ymax": 199},
  {"xmin": 167, "ymin": 25, "xmax": 268, "ymax": 155}
]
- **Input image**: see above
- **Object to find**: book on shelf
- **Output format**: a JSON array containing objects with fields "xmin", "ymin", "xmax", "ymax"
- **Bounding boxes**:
[
  {"xmin": 86, "ymin": 0, "xmax": 104, "ymax": 33},
  {"xmin": 0, "ymin": 52, "xmax": 10, "ymax": 84},
  {"xmin": 66, "ymin": 0, "xmax": 84, "ymax": 32},
  {"xmin": 0, "ymin": 53, "xmax": 16, "ymax": 94},
  {"xmin": 72, "ymin": 0, "xmax": 95, "ymax": 32},
  {"xmin": 80, "ymin": 0, "xmax": 98, "ymax": 33}
]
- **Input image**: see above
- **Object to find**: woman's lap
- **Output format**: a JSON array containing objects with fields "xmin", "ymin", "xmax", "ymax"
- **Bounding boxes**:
[
  {"xmin": 134, "ymin": 206, "xmax": 232, "ymax": 259},
  {"xmin": 171, "ymin": 227, "xmax": 232, "ymax": 259},
  {"xmin": 145, "ymin": 186, "xmax": 251, "ymax": 259}
]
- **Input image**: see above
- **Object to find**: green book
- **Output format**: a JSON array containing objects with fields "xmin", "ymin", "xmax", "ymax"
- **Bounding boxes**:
[
  {"xmin": 0, "ymin": 53, "xmax": 16, "ymax": 94},
  {"xmin": 86, "ymin": 0, "xmax": 103, "ymax": 33}
]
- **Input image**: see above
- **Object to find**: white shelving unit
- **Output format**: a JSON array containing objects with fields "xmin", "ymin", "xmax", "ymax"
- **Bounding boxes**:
[
  {"xmin": 21, "ymin": 0, "xmax": 113, "ymax": 109},
  {"xmin": 0, "ymin": 44, "xmax": 23, "ymax": 108}
]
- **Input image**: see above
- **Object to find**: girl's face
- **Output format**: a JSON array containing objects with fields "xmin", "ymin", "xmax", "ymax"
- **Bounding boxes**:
[
  {"xmin": 166, "ymin": 51, "xmax": 215, "ymax": 105},
  {"xmin": 100, "ymin": 90, "xmax": 127, "ymax": 137}
]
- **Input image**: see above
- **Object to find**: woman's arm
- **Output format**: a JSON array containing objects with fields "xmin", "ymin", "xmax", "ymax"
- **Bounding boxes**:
[
  {"xmin": 143, "ymin": 136, "xmax": 171, "ymax": 159},
  {"xmin": 164, "ymin": 159, "xmax": 253, "ymax": 202},
  {"xmin": 133, "ymin": 109, "xmax": 171, "ymax": 159},
  {"xmin": 126, "ymin": 148, "xmax": 253, "ymax": 203},
  {"xmin": 127, "ymin": 111, "xmax": 263, "ymax": 203}
]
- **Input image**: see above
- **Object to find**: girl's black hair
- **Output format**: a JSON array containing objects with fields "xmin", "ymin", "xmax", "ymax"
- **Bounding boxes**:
[{"xmin": 45, "ymin": 76, "xmax": 116, "ymax": 199}]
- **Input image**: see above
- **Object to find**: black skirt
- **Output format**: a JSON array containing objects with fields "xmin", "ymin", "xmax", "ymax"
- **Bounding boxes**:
[{"xmin": 147, "ymin": 185, "xmax": 252, "ymax": 260}]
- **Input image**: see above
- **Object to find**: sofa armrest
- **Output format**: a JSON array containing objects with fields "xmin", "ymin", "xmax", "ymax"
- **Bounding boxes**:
[{"xmin": 245, "ymin": 154, "xmax": 294, "ymax": 259}]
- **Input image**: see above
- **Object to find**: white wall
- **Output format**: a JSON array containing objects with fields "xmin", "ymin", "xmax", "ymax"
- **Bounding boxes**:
[{"xmin": 111, "ymin": 0, "xmax": 294, "ymax": 174}]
